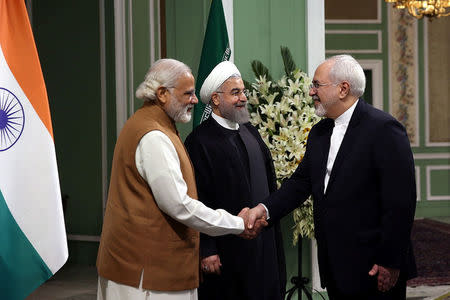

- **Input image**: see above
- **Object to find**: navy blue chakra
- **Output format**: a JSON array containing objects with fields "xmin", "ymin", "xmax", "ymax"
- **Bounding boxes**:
[{"xmin": 0, "ymin": 87, "xmax": 25, "ymax": 151}]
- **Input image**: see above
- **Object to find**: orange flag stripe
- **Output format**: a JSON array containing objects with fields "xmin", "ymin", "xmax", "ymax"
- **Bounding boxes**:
[{"xmin": 0, "ymin": 0, "xmax": 53, "ymax": 138}]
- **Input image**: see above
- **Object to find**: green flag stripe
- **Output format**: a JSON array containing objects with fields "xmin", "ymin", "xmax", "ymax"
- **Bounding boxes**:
[
  {"xmin": 193, "ymin": 0, "xmax": 231, "ymax": 127},
  {"xmin": 0, "ymin": 189, "xmax": 53, "ymax": 300}
]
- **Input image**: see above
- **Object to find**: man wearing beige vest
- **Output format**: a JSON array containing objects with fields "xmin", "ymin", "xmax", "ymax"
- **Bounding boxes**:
[{"xmin": 97, "ymin": 58, "xmax": 265, "ymax": 300}]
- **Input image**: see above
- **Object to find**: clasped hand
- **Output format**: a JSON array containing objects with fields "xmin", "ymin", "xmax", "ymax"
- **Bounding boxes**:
[
  {"xmin": 238, "ymin": 204, "xmax": 268, "ymax": 239},
  {"xmin": 368, "ymin": 264, "xmax": 400, "ymax": 292}
]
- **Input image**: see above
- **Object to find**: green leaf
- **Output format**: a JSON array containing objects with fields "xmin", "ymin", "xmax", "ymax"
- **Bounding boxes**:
[
  {"xmin": 280, "ymin": 46, "xmax": 296, "ymax": 76},
  {"xmin": 243, "ymin": 79, "xmax": 253, "ymax": 91},
  {"xmin": 251, "ymin": 60, "xmax": 273, "ymax": 81}
]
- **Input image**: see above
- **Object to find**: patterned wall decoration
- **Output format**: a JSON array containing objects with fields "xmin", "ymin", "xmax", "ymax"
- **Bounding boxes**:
[
  {"xmin": 389, "ymin": 8, "xmax": 418, "ymax": 145},
  {"xmin": 427, "ymin": 17, "xmax": 450, "ymax": 145}
]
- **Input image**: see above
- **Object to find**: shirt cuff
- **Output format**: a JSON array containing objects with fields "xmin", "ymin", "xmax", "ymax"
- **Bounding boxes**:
[{"xmin": 260, "ymin": 203, "xmax": 270, "ymax": 220}]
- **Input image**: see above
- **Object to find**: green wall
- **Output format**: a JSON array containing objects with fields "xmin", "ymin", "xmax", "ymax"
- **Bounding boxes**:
[
  {"xmin": 32, "ymin": 0, "xmax": 105, "ymax": 264},
  {"xmin": 234, "ymin": 0, "xmax": 307, "ymax": 81}
]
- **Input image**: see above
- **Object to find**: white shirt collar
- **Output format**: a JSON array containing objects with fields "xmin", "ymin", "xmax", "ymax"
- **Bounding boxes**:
[
  {"xmin": 211, "ymin": 112, "xmax": 240, "ymax": 130},
  {"xmin": 334, "ymin": 99, "xmax": 358, "ymax": 126}
]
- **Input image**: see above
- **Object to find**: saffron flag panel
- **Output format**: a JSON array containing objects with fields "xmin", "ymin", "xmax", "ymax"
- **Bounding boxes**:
[{"xmin": 0, "ymin": 1, "xmax": 68, "ymax": 299}]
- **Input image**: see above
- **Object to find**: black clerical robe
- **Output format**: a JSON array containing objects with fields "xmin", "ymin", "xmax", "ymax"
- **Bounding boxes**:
[{"xmin": 185, "ymin": 117, "xmax": 286, "ymax": 300}]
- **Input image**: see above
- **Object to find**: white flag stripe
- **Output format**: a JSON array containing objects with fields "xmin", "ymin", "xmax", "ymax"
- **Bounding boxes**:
[{"xmin": 0, "ymin": 46, "xmax": 67, "ymax": 273}]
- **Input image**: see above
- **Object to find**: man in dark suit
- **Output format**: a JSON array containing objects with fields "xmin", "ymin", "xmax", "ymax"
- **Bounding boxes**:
[
  {"xmin": 247, "ymin": 55, "xmax": 417, "ymax": 300},
  {"xmin": 185, "ymin": 61, "xmax": 286, "ymax": 300}
]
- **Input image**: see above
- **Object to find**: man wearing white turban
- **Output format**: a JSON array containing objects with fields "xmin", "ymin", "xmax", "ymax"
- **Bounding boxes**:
[{"xmin": 185, "ymin": 61, "xmax": 286, "ymax": 300}]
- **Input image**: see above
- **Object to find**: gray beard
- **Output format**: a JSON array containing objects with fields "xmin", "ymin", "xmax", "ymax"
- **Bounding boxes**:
[
  {"xmin": 314, "ymin": 103, "xmax": 326, "ymax": 117},
  {"xmin": 219, "ymin": 103, "xmax": 250, "ymax": 124}
]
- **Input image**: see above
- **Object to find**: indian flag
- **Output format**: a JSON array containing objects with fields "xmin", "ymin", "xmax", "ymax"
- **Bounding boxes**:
[{"xmin": 0, "ymin": 1, "xmax": 68, "ymax": 299}]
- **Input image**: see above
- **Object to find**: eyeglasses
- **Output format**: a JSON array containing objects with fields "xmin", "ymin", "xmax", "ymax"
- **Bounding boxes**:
[
  {"xmin": 309, "ymin": 80, "xmax": 338, "ymax": 90},
  {"xmin": 216, "ymin": 88, "xmax": 250, "ymax": 98}
]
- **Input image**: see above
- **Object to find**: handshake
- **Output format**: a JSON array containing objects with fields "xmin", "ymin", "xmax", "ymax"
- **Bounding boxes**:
[{"xmin": 237, "ymin": 204, "xmax": 268, "ymax": 239}]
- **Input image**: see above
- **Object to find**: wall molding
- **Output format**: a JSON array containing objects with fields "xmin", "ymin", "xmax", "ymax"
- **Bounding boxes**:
[
  {"xmin": 149, "ymin": 0, "xmax": 156, "ymax": 64},
  {"xmin": 424, "ymin": 20, "xmax": 450, "ymax": 147},
  {"xmin": 307, "ymin": 0, "xmax": 325, "ymax": 293},
  {"xmin": 99, "ymin": 0, "xmax": 108, "ymax": 215},
  {"xmin": 114, "ymin": 0, "xmax": 128, "ymax": 135},
  {"xmin": 358, "ymin": 59, "xmax": 383, "ymax": 110},
  {"xmin": 307, "ymin": 0, "xmax": 325, "ymax": 77},
  {"xmin": 325, "ymin": 0, "xmax": 381, "ymax": 24},
  {"xmin": 416, "ymin": 166, "xmax": 421, "ymax": 201},
  {"xmin": 426, "ymin": 165, "xmax": 450, "ymax": 200},
  {"xmin": 157, "ymin": 0, "xmax": 161, "ymax": 60},
  {"xmin": 414, "ymin": 153, "xmax": 450, "ymax": 160},
  {"xmin": 127, "ymin": 0, "xmax": 134, "ymax": 114},
  {"xmin": 325, "ymin": 30, "xmax": 382, "ymax": 54}
]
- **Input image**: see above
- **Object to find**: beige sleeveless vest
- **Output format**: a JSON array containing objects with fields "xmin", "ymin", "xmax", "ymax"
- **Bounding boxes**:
[{"xmin": 97, "ymin": 102, "xmax": 199, "ymax": 291}]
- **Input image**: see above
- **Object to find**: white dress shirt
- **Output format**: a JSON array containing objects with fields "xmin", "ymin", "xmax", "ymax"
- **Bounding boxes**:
[
  {"xmin": 211, "ymin": 111, "xmax": 239, "ymax": 130},
  {"xmin": 324, "ymin": 100, "xmax": 359, "ymax": 193},
  {"xmin": 135, "ymin": 130, "xmax": 245, "ymax": 236}
]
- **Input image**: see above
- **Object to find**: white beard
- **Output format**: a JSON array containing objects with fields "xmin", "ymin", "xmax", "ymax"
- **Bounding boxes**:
[
  {"xmin": 173, "ymin": 104, "xmax": 192, "ymax": 123},
  {"xmin": 166, "ymin": 96, "xmax": 193, "ymax": 123}
]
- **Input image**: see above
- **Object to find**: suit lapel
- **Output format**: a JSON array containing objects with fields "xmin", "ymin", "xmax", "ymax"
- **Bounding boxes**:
[{"xmin": 326, "ymin": 100, "xmax": 365, "ymax": 193}]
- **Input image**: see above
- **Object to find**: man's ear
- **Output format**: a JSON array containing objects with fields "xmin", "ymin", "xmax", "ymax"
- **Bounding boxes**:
[
  {"xmin": 211, "ymin": 93, "xmax": 220, "ymax": 106},
  {"xmin": 339, "ymin": 81, "xmax": 350, "ymax": 98},
  {"xmin": 156, "ymin": 86, "xmax": 169, "ymax": 104}
]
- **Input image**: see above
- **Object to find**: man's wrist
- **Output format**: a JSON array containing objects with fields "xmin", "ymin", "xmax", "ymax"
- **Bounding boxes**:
[{"xmin": 259, "ymin": 203, "xmax": 270, "ymax": 219}]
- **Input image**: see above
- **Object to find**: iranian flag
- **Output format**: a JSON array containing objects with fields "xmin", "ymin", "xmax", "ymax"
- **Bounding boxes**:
[
  {"xmin": 0, "ymin": 1, "xmax": 68, "ymax": 299},
  {"xmin": 193, "ymin": 0, "xmax": 232, "ymax": 126}
]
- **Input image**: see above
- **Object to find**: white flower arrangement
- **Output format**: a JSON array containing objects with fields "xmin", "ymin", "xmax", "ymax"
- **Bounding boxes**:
[{"xmin": 247, "ymin": 49, "xmax": 321, "ymax": 243}]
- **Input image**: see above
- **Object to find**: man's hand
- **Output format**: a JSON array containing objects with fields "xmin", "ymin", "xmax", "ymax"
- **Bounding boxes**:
[
  {"xmin": 201, "ymin": 254, "xmax": 222, "ymax": 275},
  {"xmin": 368, "ymin": 264, "xmax": 400, "ymax": 292},
  {"xmin": 238, "ymin": 207, "xmax": 268, "ymax": 239},
  {"xmin": 247, "ymin": 204, "xmax": 267, "ymax": 230}
]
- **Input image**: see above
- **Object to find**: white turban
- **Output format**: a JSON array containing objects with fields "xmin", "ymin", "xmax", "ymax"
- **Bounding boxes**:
[{"xmin": 200, "ymin": 61, "xmax": 241, "ymax": 104}]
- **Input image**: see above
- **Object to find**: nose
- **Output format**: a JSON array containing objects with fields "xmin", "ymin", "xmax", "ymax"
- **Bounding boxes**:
[
  {"xmin": 309, "ymin": 87, "xmax": 316, "ymax": 97},
  {"xmin": 191, "ymin": 94, "xmax": 199, "ymax": 104}
]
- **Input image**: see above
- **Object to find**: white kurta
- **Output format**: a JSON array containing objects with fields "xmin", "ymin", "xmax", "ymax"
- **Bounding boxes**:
[{"xmin": 98, "ymin": 130, "xmax": 245, "ymax": 300}]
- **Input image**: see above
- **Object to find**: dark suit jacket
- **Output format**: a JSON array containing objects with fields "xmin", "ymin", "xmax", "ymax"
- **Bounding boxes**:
[
  {"xmin": 185, "ymin": 117, "xmax": 286, "ymax": 300},
  {"xmin": 264, "ymin": 99, "xmax": 417, "ymax": 294}
]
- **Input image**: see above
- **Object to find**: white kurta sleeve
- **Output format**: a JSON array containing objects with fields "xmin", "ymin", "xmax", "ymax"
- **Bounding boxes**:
[{"xmin": 135, "ymin": 130, "xmax": 244, "ymax": 236}]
